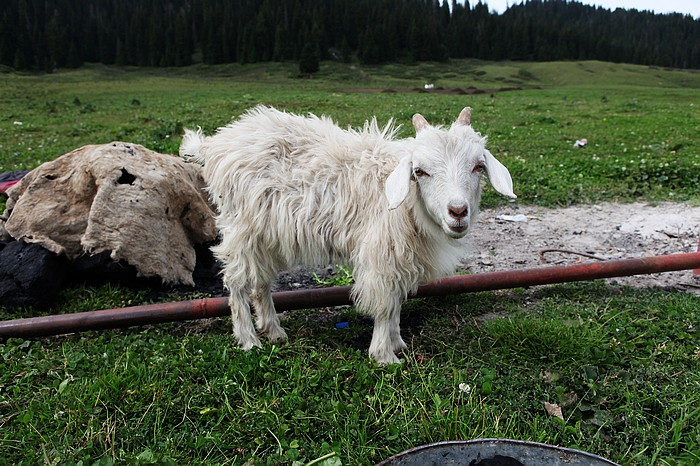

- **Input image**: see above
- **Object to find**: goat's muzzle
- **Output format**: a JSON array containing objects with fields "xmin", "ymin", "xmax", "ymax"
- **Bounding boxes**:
[{"xmin": 448, "ymin": 204, "xmax": 469, "ymax": 220}]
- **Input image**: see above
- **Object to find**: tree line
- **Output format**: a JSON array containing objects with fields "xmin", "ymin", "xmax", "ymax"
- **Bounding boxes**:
[{"xmin": 1, "ymin": 0, "xmax": 698, "ymax": 72}]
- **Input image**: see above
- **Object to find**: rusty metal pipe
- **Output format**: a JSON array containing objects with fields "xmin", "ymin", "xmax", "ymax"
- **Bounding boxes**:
[
  {"xmin": 1, "ymin": 251, "xmax": 699, "ymax": 339},
  {"xmin": 413, "ymin": 250, "xmax": 700, "ymax": 298}
]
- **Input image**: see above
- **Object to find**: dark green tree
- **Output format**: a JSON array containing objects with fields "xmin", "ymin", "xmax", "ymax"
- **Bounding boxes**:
[
  {"xmin": 299, "ymin": 42, "xmax": 320, "ymax": 76},
  {"xmin": 1, "ymin": 0, "xmax": 699, "ymax": 71}
]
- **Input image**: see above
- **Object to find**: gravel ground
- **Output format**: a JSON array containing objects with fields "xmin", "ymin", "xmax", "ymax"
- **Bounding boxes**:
[{"xmin": 463, "ymin": 202, "xmax": 700, "ymax": 294}]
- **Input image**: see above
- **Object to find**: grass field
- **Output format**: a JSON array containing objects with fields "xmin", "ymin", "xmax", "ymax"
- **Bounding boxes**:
[
  {"xmin": 1, "ymin": 60, "xmax": 699, "ymax": 465},
  {"xmin": 2, "ymin": 60, "xmax": 699, "ymax": 210}
]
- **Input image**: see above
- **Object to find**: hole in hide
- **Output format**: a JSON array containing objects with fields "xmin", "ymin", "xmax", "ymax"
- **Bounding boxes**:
[
  {"xmin": 179, "ymin": 202, "xmax": 191, "ymax": 219},
  {"xmin": 117, "ymin": 168, "xmax": 136, "ymax": 185}
]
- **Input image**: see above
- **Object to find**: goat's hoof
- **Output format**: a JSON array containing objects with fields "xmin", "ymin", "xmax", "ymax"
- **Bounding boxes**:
[
  {"xmin": 392, "ymin": 339, "xmax": 408, "ymax": 353},
  {"xmin": 238, "ymin": 337, "xmax": 263, "ymax": 351},
  {"xmin": 266, "ymin": 327, "xmax": 288, "ymax": 342},
  {"xmin": 371, "ymin": 351, "xmax": 402, "ymax": 365}
]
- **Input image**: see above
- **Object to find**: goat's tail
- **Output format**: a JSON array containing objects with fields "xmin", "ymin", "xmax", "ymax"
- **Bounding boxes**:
[{"xmin": 179, "ymin": 127, "xmax": 206, "ymax": 165}]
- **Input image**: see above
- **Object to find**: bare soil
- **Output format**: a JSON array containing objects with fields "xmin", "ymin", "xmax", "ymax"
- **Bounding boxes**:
[
  {"xmin": 463, "ymin": 202, "xmax": 700, "ymax": 294},
  {"xmin": 341, "ymin": 86, "xmax": 522, "ymax": 95}
]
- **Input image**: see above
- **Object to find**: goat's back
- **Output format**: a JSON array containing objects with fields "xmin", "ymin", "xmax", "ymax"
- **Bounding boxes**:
[{"xmin": 199, "ymin": 106, "xmax": 408, "ymax": 266}]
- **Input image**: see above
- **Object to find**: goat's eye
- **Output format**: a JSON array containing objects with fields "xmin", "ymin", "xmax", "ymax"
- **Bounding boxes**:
[
  {"xmin": 473, "ymin": 162, "xmax": 486, "ymax": 174},
  {"xmin": 413, "ymin": 168, "xmax": 429, "ymax": 178}
]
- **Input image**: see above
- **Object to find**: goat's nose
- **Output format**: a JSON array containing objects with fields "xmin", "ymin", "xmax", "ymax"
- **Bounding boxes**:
[{"xmin": 448, "ymin": 204, "xmax": 469, "ymax": 219}]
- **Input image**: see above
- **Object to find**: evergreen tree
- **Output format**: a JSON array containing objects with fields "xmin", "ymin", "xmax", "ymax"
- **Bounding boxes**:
[
  {"xmin": 0, "ymin": 0, "xmax": 698, "ymax": 71},
  {"xmin": 273, "ymin": 26, "xmax": 294, "ymax": 61},
  {"xmin": 0, "ymin": 9, "xmax": 18, "ymax": 66},
  {"xmin": 299, "ymin": 42, "xmax": 320, "ymax": 76}
]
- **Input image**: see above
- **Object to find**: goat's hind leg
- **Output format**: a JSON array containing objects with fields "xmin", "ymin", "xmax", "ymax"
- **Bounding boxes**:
[{"xmin": 252, "ymin": 284, "xmax": 287, "ymax": 342}]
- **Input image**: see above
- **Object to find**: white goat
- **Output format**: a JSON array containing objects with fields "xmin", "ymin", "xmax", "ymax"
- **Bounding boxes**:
[{"xmin": 180, "ymin": 105, "xmax": 515, "ymax": 364}]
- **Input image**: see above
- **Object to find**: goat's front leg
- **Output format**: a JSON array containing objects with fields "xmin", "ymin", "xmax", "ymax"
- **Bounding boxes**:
[
  {"xmin": 366, "ymin": 293, "xmax": 405, "ymax": 365},
  {"xmin": 369, "ymin": 321, "xmax": 402, "ymax": 364},
  {"xmin": 252, "ymin": 285, "xmax": 287, "ymax": 342},
  {"xmin": 352, "ymin": 268, "xmax": 407, "ymax": 364},
  {"xmin": 389, "ymin": 308, "xmax": 408, "ymax": 353}
]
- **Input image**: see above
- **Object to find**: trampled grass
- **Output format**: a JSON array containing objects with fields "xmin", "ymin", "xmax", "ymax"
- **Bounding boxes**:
[{"xmin": 1, "ymin": 60, "xmax": 699, "ymax": 464}]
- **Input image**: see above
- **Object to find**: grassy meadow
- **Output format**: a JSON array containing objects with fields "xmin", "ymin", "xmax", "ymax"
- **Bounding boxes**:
[{"xmin": 1, "ymin": 60, "xmax": 699, "ymax": 465}]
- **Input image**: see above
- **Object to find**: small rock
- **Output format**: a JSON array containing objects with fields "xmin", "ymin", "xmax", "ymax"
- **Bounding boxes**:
[
  {"xmin": 496, "ymin": 214, "xmax": 527, "ymax": 223},
  {"xmin": 479, "ymin": 256, "xmax": 493, "ymax": 266}
]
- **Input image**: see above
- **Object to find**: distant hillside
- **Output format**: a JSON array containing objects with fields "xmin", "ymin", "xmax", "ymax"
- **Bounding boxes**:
[{"xmin": 1, "ymin": 0, "xmax": 698, "ymax": 72}]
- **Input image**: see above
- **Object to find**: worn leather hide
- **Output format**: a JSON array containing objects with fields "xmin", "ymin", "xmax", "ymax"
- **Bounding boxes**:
[{"xmin": 1, "ymin": 142, "xmax": 217, "ymax": 286}]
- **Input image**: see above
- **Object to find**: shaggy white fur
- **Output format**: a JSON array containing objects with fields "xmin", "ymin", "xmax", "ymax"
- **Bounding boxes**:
[{"xmin": 180, "ymin": 105, "xmax": 515, "ymax": 364}]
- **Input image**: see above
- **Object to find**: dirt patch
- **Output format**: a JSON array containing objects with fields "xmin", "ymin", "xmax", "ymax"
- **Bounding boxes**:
[
  {"xmin": 464, "ymin": 202, "xmax": 700, "ymax": 294},
  {"xmin": 341, "ymin": 86, "xmax": 522, "ymax": 95},
  {"xmin": 173, "ymin": 201, "xmax": 698, "ymax": 350}
]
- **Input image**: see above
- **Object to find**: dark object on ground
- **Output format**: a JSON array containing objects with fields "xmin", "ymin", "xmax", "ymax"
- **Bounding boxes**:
[
  {"xmin": 0, "ymin": 238, "xmax": 222, "ymax": 311},
  {"xmin": 0, "ymin": 239, "xmax": 68, "ymax": 309},
  {"xmin": 376, "ymin": 439, "xmax": 617, "ymax": 465}
]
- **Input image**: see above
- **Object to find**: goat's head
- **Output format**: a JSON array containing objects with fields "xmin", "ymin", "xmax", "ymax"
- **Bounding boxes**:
[{"xmin": 385, "ymin": 107, "xmax": 516, "ymax": 238}]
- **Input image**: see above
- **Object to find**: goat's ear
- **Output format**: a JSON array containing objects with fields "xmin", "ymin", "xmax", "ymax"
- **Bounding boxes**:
[
  {"xmin": 484, "ymin": 150, "xmax": 517, "ymax": 199},
  {"xmin": 456, "ymin": 107, "xmax": 472, "ymax": 126},
  {"xmin": 412, "ymin": 114, "xmax": 430, "ymax": 134},
  {"xmin": 385, "ymin": 156, "xmax": 413, "ymax": 210}
]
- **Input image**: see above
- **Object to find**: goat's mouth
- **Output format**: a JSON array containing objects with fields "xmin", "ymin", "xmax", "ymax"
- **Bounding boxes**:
[{"xmin": 445, "ymin": 222, "xmax": 469, "ymax": 237}]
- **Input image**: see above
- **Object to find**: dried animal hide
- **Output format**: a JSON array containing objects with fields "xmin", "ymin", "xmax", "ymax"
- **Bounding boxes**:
[{"xmin": 0, "ymin": 142, "xmax": 217, "ymax": 286}]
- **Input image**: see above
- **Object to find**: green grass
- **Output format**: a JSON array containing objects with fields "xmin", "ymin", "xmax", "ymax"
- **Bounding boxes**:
[
  {"xmin": 2, "ymin": 60, "xmax": 698, "ymax": 211},
  {"xmin": 314, "ymin": 265, "xmax": 354, "ymax": 287},
  {"xmin": 2, "ymin": 283, "xmax": 698, "ymax": 464},
  {"xmin": 1, "ymin": 60, "xmax": 700, "ymax": 464}
]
